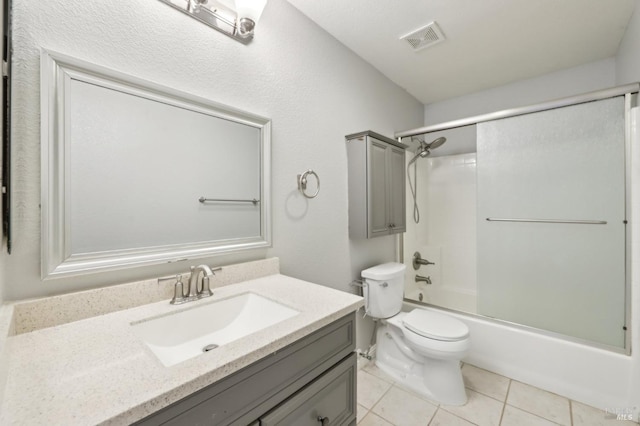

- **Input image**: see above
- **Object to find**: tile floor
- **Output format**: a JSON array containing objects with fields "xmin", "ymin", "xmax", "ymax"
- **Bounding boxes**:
[{"xmin": 357, "ymin": 362, "xmax": 638, "ymax": 426}]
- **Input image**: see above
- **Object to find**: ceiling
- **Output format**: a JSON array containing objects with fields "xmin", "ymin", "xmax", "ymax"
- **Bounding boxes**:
[{"xmin": 286, "ymin": 0, "xmax": 637, "ymax": 105}]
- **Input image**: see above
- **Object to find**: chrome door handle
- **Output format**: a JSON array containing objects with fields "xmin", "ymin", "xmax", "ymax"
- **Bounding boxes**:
[{"xmin": 317, "ymin": 416, "xmax": 330, "ymax": 425}]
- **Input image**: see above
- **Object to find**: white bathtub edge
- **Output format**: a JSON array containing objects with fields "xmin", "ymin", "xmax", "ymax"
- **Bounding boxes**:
[{"xmin": 404, "ymin": 301, "xmax": 638, "ymax": 419}]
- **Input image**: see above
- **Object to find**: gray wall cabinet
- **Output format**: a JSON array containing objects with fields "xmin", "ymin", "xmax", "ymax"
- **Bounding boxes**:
[
  {"xmin": 135, "ymin": 313, "xmax": 356, "ymax": 426},
  {"xmin": 347, "ymin": 131, "xmax": 406, "ymax": 239}
]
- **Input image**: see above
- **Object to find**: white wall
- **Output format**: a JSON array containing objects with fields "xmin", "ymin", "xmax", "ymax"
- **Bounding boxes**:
[
  {"xmin": 617, "ymin": 0, "xmax": 640, "ymax": 85},
  {"xmin": 404, "ymin": 152, "xmax": 477, "ymax": 313},
  {"xmin": 423, "ymin": 58, "xmax": 616, "ymax": 125},
  {"xmin": 2, "ymin": 0, "xmax": 423, "ymax": 341}
]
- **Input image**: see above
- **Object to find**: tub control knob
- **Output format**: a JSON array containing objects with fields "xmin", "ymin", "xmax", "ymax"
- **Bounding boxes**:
[{"xmin": 413, "ymin": 251, "xmax": 435, "ymax": 270}]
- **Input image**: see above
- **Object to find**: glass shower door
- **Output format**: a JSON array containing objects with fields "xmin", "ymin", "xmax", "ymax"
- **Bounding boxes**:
[{"xmin": 476, "ymin": 97, "xmax": 626, "ymax": 348}]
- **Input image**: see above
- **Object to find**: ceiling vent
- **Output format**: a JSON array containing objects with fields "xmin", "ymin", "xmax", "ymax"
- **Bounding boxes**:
[{"xmin": 400, "ymin": 21, "xmax": 445, "ymax": 52}]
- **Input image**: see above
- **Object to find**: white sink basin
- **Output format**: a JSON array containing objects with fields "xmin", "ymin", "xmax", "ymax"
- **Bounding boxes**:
[{"xmin": 131, "ymin": 292, "xmax": 299, "ymax": 367}]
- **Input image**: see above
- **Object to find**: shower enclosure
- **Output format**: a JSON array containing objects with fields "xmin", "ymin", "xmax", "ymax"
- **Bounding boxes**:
[{"xmin": 397, "ymin": 84, "xmax": 638, "ymax": 351}]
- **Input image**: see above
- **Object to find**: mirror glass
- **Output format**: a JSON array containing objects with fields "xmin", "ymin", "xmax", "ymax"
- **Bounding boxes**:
[{"xmin": 41, "ymin": 50, "xmax": 271, "ymax": 279}]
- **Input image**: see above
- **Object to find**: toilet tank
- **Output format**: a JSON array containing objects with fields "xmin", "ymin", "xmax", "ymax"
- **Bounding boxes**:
[{"xmin": 361, "ymin": 262, "xmax": 406, "ymax": 318}]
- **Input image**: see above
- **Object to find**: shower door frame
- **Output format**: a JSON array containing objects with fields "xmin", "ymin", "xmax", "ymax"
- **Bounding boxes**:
[{"xmin": 395, "ymin": 83, "xmax": 639, "ymax": 355}]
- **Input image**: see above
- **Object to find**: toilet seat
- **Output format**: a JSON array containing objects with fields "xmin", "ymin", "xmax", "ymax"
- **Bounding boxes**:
[
  {"xmin": 386, "ymin": 311, "xmax": 470, "ymax": 360},
  {"xmin": 402, "ymin": 310, "xmax": 469, "ymax": 342}
]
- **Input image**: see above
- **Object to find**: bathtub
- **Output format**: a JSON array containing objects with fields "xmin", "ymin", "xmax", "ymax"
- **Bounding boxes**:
[{"xmin": 403, "ymin": 300, "xmax": 639, "ymax": 421}]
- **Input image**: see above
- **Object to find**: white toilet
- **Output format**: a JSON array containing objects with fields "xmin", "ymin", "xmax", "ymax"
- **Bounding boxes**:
[{"xmin": 362, "ymin": 262, "xmax": 470, "ymax": 405}]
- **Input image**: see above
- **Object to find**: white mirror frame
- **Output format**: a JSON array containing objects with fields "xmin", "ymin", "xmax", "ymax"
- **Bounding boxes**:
[{"xmin": 40, "ymin": 49, "xmax": 271, "ymax": 279}]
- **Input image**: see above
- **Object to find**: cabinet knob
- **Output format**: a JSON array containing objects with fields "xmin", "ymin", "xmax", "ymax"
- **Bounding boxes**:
[
  {"xmin": 389, "ymin": 223, "xmax": 395, "ymax": 228},
  {"xmin": 317, "ymin": 415, "xmax": 330, "ymax": 425}
]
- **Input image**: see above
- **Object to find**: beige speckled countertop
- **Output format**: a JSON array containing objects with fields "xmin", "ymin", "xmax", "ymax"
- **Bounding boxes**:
[{"xmin": 0, "ymin": 274, "xmax": 363, "ymax": 425}]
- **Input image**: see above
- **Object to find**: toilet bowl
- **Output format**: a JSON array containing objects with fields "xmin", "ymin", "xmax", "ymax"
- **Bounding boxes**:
[{"xmin": 362, "ymin": 262, "xmax": 470, "ymax": 405}]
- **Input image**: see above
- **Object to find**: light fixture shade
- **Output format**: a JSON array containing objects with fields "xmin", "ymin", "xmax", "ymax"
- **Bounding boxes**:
[{"xmin": 235, "ymin": 0, "xmax": 267, "ymax": 24}]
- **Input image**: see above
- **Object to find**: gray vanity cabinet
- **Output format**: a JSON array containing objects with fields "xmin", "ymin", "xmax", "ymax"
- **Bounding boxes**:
[
  {"xmin": 135, "ymin": 313, "xmax": 356, "ymax": 426},
  {"xmin": 347, "ymin": 131, "xmax": 406, "ymax": 239},
  {"xmin": 259, "ymin": 354, "xmax": 356, "ymax": 425}
]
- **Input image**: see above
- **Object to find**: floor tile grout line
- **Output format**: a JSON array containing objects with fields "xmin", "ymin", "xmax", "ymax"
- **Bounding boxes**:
[
  {"xmin": 362, "ymin": 363, "xmax": 395, "ymax": 385},
  {"xmin": 503, "ymin": 402, "xmax": 568, "ymax": 425},
  {"xmin": 375, "ymin": 382, "xmax": 443, "ymax": 425},
  {"xmin": 368, "ymin": 382, "xmax": 397, "ymax": 423},
  {"xmin": 503, "ymin": 380, "xmax": 573, "ymax": 425},
  {"xmin": 497, "ymin": 379, "xmax": 512, "ymax": 425},
  {"xmin": 370, "ymin": 382, "xmax": 443, "ymax": 426},
  {"xmin": 362, "ymin": 362, "xmax": 612, "ymax": 426},
  {"xmin": 357, "ymin": 403, "xmax": 370, "ymax": 425},
  {"xmin": 464, "ymin": 385, "xmax": 509, "ymax": 405},
  {"xmin": 427, "ymin": 407, "xmax": 439, "ymax": 426},
  {"xmin": 435, "ymin": 406, "xmax": 483, "ymax": 426},
  {"xmin": 462, "ymin": 364, "xmax": 512, "ymax": 404},
  {"xmin": 365, "ymin": 363, "xmax": 575, "ymax": 426},
  {"xmin": 569, "ymin": 399, "xmax": 573, "ymax": 425},
  {"xmin": 358, "ymin": 369, "xmax": 393, "ymax": 412},
  {"xmin": 391, "ymin": 382, "xmax": 441, "ymax": 407},
  {"xmin": 367, "ymin": 411, "xmax": 397, "ymax": 426},
  {"xmin": 361, "ymin": 411, "xmax": 394, "ymax": 426},
  {"xmin": 365, "ymin": 364, "xmax": 441, "ymax": 406}
]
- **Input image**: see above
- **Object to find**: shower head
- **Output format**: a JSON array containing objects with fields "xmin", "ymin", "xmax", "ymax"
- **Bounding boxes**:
[
  {"xmin": 408, "ymin": 136, "xmax": 447, "ymax": 164},
  {"xmin": 427, "ymin": 136, "xmax": 446, "ymax": 150}
]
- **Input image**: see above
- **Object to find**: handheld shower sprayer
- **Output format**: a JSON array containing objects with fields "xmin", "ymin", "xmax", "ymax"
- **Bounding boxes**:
[{"xmin": 407, "ymin": 136, "xmax": 447, "ymax": 223}]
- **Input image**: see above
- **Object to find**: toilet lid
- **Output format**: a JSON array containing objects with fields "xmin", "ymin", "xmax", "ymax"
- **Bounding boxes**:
[{"xmin": 402, "ymin": 310, "xmax": 469, "ymax": 341}]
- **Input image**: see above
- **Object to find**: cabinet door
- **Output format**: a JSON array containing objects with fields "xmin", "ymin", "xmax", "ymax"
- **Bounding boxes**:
[
  {"xmin": 259, "ymin": 353, "xmax": 356, "ymax": 426},
  {"xmin": 368, "ymin": 138, "xmax": 390, "ymax": 237},
  {"xmin": 388, "ymin": 146, "xmax": 406, "ymax": 233}
]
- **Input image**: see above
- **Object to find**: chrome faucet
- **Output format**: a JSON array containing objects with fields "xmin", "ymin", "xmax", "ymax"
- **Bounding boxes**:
[
  {"xmin": 415, "ymin": 275, "xmax": 432, "ymax": 285},
  {"xmin": 169, "ymin": 265, "xmax": 221, "ymax": 305},
  {"xmin": 188, "ymin": 264, "xmax": 214, "ymax": 299}
]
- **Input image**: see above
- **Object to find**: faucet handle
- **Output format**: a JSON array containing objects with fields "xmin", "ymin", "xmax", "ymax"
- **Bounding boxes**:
[
  {"xmin": 197, "ymin": 266, "xmax": 221, "ymax": 298},
  {"xmin": 198, "ymin": 276, "xmax": 214, "ymax": 298},
  {"xmin": 413, "ymin": 251, "xmax": 436, "ymax": 270},
  {"xmin": 170, "ymin": 275, "xmax": 188, "ymax": 305}
]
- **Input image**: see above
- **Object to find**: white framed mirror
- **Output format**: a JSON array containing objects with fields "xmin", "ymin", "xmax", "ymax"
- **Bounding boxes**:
[{"xmin": 40, "ymin": 50, "xmax": 271, "ymax": 279}]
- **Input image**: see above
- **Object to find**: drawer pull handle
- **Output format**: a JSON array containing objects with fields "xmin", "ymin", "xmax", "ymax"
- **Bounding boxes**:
[{"xmin": 317, "ymin": 415, "xmax": 330, "ymax": 425}]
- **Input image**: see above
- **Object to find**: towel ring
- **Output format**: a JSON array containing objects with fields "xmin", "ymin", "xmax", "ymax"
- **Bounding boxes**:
[{"xmin": 298, "ymin": 169, "xmax": 320, "ymax": 199}]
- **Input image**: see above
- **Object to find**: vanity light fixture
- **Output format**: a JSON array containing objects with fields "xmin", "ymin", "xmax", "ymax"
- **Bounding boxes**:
[{"xmin": 158, "ymin": 0, "xmax": 268, "ymax": 44}]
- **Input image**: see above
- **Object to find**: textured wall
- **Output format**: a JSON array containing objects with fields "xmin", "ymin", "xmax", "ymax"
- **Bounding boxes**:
[{"xmin": 3, "ymin": 0, "xmax": 423, "ymax": 313}]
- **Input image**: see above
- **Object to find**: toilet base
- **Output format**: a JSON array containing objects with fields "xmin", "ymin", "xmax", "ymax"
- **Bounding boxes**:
[{"xmin": 376, "ymin": 323, "xmax": 467, "ymax": 406}]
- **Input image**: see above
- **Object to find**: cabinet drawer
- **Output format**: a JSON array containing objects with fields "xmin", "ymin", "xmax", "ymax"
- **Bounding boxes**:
[{"xmin": 259, "ymin": 353, "xmax": 356, "ymax": 426}]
